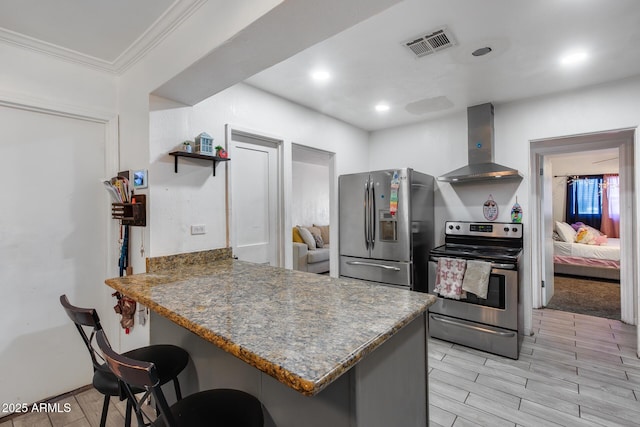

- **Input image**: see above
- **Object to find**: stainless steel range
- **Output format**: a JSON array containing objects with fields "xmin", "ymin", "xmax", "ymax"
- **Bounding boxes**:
[{"xmin": 427, "ymin": 221, "xmax": 523, "ymax": 359}]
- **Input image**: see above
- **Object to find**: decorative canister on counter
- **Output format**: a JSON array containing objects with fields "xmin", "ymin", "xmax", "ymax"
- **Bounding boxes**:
[{"xmin": 511, "ymin": 197, "xmax": 523, "ymax": 223}]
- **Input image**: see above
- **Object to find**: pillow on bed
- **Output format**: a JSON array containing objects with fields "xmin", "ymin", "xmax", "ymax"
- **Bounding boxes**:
[
  {"xmin": 575, "ymin": 226, "xmax": 601, "ymax": 245},
  {"xmin": 555, "ymin": 221, "xmax": 576, "ymax": 242}
]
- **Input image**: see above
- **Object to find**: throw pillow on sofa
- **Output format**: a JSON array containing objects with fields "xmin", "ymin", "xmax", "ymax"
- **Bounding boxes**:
[
  {"xmin": 297, "ymin": 226, "xmax": 316, "ymax": 250},
  {"xmin": 313, "ymin": 224, "xmax": 330, "ymax": 245},
  {"xmin": 292, "ymin": 227, "xmax": 304, "ymax": 243},
  {"xmin": 306, "ymin": 226, "xmax": 324, "ymax": 248}
]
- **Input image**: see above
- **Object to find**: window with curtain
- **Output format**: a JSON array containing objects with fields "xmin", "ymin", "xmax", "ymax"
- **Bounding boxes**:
[
  {"xmin": 566, "ymin": 175, "xmax": 603, "ymax": 229},
  {"xmin": 565, "ymin": 174, "xmax": 620, "ymax": 238},
  {"xmin": 601, "ymin": 174, "xmax": 620, "ymax": 237}
]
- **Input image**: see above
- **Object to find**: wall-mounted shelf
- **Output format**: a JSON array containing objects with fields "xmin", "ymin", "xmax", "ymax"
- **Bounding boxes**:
[
  {"xmin": 169, "ymin": 151, "xmax": 230, "ymax": 176},
  {"xmin": 112, "ymin": 194, "xmax": 146, "ymax": 226}
]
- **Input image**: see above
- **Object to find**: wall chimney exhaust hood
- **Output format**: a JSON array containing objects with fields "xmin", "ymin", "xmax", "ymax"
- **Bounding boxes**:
[{"xmin": 438, "ymin": 103, "xmax": 522, "ymax": 183}]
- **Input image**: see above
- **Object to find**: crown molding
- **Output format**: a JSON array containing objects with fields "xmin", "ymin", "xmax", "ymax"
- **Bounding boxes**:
[
  {"xmin": 112, "ymin": 0, "xmax": 207, "ymax": 74},
  {"xmin": 0, "ymin": 0, "xmax": 207, "ymax": 74}
]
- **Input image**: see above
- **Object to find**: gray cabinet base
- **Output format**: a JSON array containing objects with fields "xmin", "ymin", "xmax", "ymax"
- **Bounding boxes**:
[{"xmin": 150, "ymin": 312, "xmax": 428, "ymax": 427}]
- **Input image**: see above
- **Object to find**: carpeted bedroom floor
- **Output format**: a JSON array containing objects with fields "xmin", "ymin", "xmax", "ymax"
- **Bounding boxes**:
[{"xmin": 545, "ymin": 274, "xmax": 621, "ymax": 320}]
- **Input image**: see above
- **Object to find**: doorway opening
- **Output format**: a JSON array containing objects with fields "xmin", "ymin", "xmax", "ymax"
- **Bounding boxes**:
[
  {"xmin": 530, "ymin": 128, "xmax": 636, "ymax": 326},
  {"xmin": 545, "ymin": 148, "xmax": 621, "ymax": 320},
  {"xmin": 291, "ymin": 144, "xmax": 335, "ymax": 276}
]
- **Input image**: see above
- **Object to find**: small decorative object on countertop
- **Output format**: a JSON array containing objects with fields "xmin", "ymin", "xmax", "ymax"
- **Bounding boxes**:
[
  {"xmin": 182, "ymin": 140, "xmax": 192, "ymax": 153},
  {"xmin": 195, "ymin": 132, "xmax": 214, "ymax": 155}
]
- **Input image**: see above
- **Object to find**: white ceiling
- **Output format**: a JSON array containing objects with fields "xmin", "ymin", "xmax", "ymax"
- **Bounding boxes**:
[
  {"xmin": 2, "ymin": 0, "xmax": 640, "ymax": 131},
  {"xmin": 550, "ymin": 148, "xmax": 620, "ymax": 176},
  {"xmin": 246, "ymin": 0, "xmax": 640, "ymax": 130},
  {"xmin": 0, "ymin": 0, "xmax": 201, "ymax": 72}
]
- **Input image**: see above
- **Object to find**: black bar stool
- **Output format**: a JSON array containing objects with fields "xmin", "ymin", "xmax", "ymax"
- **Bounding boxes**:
[
  {"xmin": 95, "ymin": 329, "xmax": 265, "ymax": 427},
  {"xmin": 60, "ymin": 295, "xmax": 189, "ymax": 427}
]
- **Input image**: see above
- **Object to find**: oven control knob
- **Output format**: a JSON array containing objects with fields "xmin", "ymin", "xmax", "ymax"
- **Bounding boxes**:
[
  {"xmin": 504, "ymin": 227, "xmax": 510, "ymax": 232},
  {"xmin": 512, "ymin": 227, "xmax": 518, "ymax": 232},
  {"xmin": 448, "ymin": 225, "xmax": 453, "ymax": 230},
  {"xmin": 455, "ymin": 225, "xmax": 460, "ymax": 230}
]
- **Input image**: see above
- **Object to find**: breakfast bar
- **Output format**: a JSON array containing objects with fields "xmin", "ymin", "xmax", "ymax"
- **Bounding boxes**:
[{"xmin": 105, "ymin": 249, "xmax": 435, "ymax": 426}]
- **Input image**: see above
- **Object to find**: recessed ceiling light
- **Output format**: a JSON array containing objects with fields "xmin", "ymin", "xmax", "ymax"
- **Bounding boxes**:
[
  {"xmin": 310, "ymin": 70, "xmax": 331, "ymax": 81},
  {"xmin": 560, "ymin": 51, "xmax": 588, "ymax": 66},
  {"xmin": 375, "ymin": 103, "xmax": 390, "ymax": 113}
]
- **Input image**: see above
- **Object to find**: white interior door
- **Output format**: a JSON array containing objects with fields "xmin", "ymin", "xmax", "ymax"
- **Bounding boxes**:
[
  {"xmin": 0, "ymin": 105, "xmax": 106, "ymax": 406},
  {"xmin": 229, "ymin": 130, "xmax": 281, "ymax": 266}
]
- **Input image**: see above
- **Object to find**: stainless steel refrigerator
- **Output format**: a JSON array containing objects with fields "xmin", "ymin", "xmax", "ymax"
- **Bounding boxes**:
[{"xmin": 339, "ymin": 168, "xmax": 434, "ymax": 292}]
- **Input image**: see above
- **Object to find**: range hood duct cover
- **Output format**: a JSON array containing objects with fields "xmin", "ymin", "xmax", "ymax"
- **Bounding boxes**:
[{"xmin": 438, "ymin": 103, "xmax": 522, "ymax": 183}]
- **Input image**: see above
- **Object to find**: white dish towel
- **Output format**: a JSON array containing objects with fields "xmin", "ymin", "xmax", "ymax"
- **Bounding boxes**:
[{"xmin": 462, "ymin": 260, "xmax": 492, "ymax": 299}]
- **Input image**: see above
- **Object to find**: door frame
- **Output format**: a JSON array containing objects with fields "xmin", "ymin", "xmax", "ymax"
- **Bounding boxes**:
[
  {"xmin": 530, "ymin": 128, "xmax": 636, "ymax": 326},
  {"xmin": 225, "ymin": 124, "xmax": 285, "ymax": 267}
]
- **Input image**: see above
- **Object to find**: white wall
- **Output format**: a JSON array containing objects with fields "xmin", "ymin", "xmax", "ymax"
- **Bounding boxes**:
[
  {"xmin": 117, "ymin": 0, "xmax": 284, "ymax": 268},
  {"xmin": 149, "ymin": 83, "xmax": 368, "ymax": 265},
  {"xmin": 292, "ymin": 161, "xmax": 330, "ymax": 227},
  {"xmin": 0, "ymin": 40, "xmax": 118, "ymax": 409},
  {"xmin": 0, "ymin": 43, "xmax": 116, "ymax": 115},
  {"xmin": 369, "ymin": 75, "xmax": 640, "ymax": 333}
]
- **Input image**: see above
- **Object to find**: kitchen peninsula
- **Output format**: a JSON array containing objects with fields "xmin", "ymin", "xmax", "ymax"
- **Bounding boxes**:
[{"xmin": 105, "ymin": 249, "xmax": 435, "ymax": 427}]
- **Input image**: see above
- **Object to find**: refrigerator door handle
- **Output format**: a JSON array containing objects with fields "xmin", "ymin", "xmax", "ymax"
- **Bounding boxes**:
[
  {"xmin": 346, "ymin": 261, "xmax": 401, "ymax": 271},
  {"xmin": 369, "ymin": 183, "xmax": 375, "ymax": 249},
  {"xmin": 364, "ymin": 180, "xmax": 370, "ymax": 249}
]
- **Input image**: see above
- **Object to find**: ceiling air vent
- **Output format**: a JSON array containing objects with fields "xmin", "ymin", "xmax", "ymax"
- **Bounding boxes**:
[{"xmin": 404, "ymin": 27, "xmax": 456, "ymax": 58}]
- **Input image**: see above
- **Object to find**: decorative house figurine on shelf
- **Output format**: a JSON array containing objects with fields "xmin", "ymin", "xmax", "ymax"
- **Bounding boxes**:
[
  {"xmin": 194, "ymin": 132, "xmax": 214, "ymax": 155},
  {"xmin": 215, "ymin": 145, "xmax": 228, "ymax": 158}
]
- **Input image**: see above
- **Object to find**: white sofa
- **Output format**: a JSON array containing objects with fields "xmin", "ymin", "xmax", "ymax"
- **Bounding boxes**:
[{"xmin": 292, "ymin": 242, "xmax": 330, "ymax": 273}]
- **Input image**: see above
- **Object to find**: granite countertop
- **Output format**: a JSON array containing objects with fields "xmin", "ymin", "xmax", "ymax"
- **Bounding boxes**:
[{"xmin": 105, "ymin": 254, "xmax": 435, "ymax": 396}]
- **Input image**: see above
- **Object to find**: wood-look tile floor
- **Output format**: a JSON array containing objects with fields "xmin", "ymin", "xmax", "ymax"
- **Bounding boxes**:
[
  {"xmin": 429, "ymin": 309, "xmax": 639, "ymax": 427},
  {"xmin": 2, "ymin": 309, "xmax": 638, "ymax": 426}
]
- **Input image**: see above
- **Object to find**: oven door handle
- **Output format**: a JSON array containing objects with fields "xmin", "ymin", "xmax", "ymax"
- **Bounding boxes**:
[
  {"xmin": 429, "ymin": 314, "xmax": 517, "ymax": 337},
  {"xmin": 346, "ymin": 261, "xmax": 400, "ymax": 271},
  {"xmin": 490, "ymin": 263, "xmax": 516, "ymax": 270},
  {"xmin": 429, "ymin": 256, "xmax": 516, "ymax": 271}
]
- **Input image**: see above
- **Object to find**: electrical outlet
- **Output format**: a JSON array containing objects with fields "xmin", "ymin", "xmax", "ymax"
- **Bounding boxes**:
[{"xmin": 191, "ymin": 224, "xmax": 206, "ymax": 235}]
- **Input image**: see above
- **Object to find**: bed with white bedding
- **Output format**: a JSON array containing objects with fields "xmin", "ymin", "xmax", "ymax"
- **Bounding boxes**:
[{"xmin": 553, "ymin": 237, "xmax": 620, "ymax": 280}]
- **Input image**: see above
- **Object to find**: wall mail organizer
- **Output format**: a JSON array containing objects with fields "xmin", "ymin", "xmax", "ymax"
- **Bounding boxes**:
[
  {"xmin": 169, "ymin": 151, "xmax": 230, "ymax": 176},
  {"xmin": 112, "ymin": 194, "xmax": 146, "ymax": 227}
]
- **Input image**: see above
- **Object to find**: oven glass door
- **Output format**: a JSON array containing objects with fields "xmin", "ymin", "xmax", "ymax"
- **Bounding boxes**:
[{"xmin": 463, "ymin": 274, "xmax": 505, "ymax": 309}]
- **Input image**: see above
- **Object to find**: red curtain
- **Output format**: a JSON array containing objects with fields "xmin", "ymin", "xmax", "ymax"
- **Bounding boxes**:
[{"xmin": 601, "ymin": 174, "xmax": 620, "ymax": 238}]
